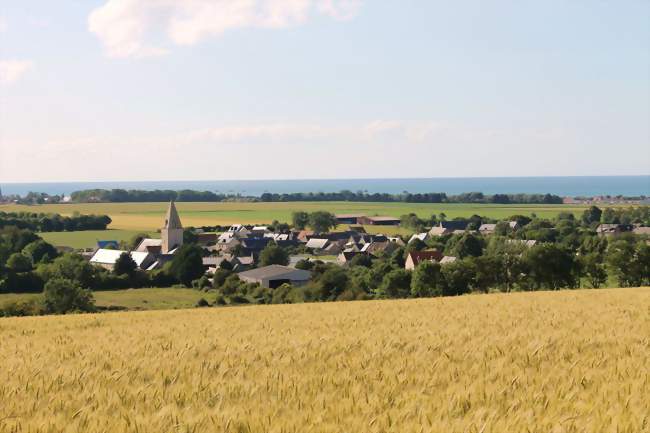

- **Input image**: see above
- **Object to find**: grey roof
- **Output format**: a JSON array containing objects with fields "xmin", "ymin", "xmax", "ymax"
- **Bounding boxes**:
[
  {"xmin": 164, "ymin": 201, "xmax": 183, "ymax": 229},
  {"xmin": 238, "ymin": 265, "xmax": 311, "ymax": 281}
]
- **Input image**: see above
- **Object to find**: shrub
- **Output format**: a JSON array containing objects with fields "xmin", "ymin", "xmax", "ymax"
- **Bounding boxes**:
[
  {"xmin": 196, "ymin": 298, "xmax": 210, "ymax": 307},
  {"xmin": 43, "ymin": 278, "xmax": 95, "ymax": 314}
]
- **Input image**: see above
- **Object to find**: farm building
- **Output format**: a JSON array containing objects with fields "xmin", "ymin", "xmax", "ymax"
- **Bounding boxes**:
[
  {"xmin": 238, "ymin": 265, "xmax": 311, "ymax": 289},
  {"xmin": 335, "ymin": 214, "xmax": 365, "ymax": 224},
  {"xmin": 357, "ymin": 216, "xmax": 401, "ymax": 226},
  {"xmin": 89, "ymin": 249, "xmax": 155, "ymax": 271}
]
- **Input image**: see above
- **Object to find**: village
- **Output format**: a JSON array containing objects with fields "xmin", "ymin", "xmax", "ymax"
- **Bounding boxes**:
[{"xmin": 85, "ymin": 201, "xmax": 650, "ymax": 291}]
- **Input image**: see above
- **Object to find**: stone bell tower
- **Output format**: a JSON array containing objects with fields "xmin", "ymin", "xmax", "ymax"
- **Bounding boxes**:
[{"xmin": 161, "ymin": 201, "xmax": 183, "ymax": 253}]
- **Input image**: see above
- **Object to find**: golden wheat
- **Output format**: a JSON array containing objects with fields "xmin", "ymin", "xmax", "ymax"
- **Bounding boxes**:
[{"xmin": 0, "ymin": 288, "xmax": 648, "ymax": 433}]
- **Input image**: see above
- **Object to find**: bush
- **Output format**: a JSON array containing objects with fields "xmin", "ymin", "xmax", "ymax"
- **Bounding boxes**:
[
  {"xmin": 228, "ymin": 294, "xmax": 249, "ymax": 304},
  {"xmin": 43, "ymin": 278, "xmax": 95, "ymax": 314},
  {"xmin": 196, "ymin": 298, "xmax": 210, "ymax": 307},
  {"xmin": 0, "ymin": 298, "xmax": 45, "ymax": 317}
]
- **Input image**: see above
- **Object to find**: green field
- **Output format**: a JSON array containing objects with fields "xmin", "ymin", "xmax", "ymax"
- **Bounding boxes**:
[
  {"xmin": 2, "ymin": 201, "xmax": 629, "ymax": 248},
  {"xmin": 1, "ymin": 201, "xmax": 608, "ymax": 231},
  {"xmin": 39, "ymin": 229, "xmax": 158, "ymax": 249},
  {"xmin": 0, "ymin": 288, "xmax": 215, "ymax": 311}
]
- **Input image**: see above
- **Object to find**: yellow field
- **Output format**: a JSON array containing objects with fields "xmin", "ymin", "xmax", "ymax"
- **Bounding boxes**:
[{"xmin": 0, "ymin": 288, "xmax": 648, "ymax": 433}]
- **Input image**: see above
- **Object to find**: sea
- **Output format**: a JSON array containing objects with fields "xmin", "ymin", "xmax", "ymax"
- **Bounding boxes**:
[{"xmin": 1, "ymin": 176, "xmax": 649, "ymax": 198}]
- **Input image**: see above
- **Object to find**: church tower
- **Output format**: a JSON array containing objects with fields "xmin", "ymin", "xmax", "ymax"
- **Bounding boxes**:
[{"xmin": 161, "ymin": 201, "xmax": 183, "ymax": 253}]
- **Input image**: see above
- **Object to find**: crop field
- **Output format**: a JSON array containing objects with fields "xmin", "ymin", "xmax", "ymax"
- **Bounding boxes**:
[
  {"xmin": 0, "ymin": 288, "xmax": 648, "ymax": 433},
  {"xmin": 1, "ymin": 201, "xmax": 607, "ymax": 232}
]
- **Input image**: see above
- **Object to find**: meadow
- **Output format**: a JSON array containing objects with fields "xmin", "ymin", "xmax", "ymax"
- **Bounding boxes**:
[
  {"xmin": 0, "ymin": 288, "xmax": 215, "ymax": 311},
  {"xmin": 39, "ymin": 230, "xmax": 158, "ymax": 249},
  {"xmin": 0, "ymin": 287, "xmax": 648, "ymax": 433}
]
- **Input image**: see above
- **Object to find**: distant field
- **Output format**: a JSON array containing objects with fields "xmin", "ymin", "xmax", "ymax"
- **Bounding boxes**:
[
  {"xmin": 0, "ymin": 288, "xmax": 648, "ymax": 433},
  {"xmin": 39, "ymin": 229, "xmax": 158, "ymax": 249},
  {"xmin": 0, "ymin": 288, "xmax": 212, "ymax": 311},
  {"xmin": 0, "ymin": 201, "xmax": 613, "ymax": 232}
]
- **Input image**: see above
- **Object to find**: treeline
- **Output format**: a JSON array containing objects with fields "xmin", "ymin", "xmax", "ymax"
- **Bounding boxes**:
[
  {"xmin": 0, "ymin": 212, "xmax": 111, "ymax": 232},
  {"xmin": 66, "ymin": 188, "xmax": 563, "ymax": 204},
  {"xmin": 70, "ymin": 189, "xmax": 233, "ymax": 202},
  {"xmin": 262, "ymin": 191, "xmax": 564, "ymax": 204}
]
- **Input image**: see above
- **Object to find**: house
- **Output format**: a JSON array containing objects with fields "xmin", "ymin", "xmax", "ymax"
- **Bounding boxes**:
[
  {"xmin": 239, "ymin": 237, "xmax": 273, "ymax": 256},
  {"xmin": 632, "ymin": 226, "xmax": 650, "ymax": 236},
  {"xmin": 596, "ymin": 224, "xmax": 633, "ymax": 237},
  {"xmin": 362, "ymin": 241, "xmax": 400, "ymax": 257},
  {"xmin": 357, "ymin": 216, "xmax": 401, "ymax": 226},
  {"xmin": 297, "ymin": 230, "xmax": 315, "ymax": 243},
  {"xmin": 305, "ymin": 238, "xmax": 330, "ymax": 250},
  {"xmin": 251, "ymin": 226, "xmax": 270, "ymax": 237},
  {"xmin": 404, "ymin": 250, "xmax": 443, "ymax": 270},
  {"xmin": 478, "ymin": 224, "xmax": 497, "ymax": 235},
  {"xmin": 196, "ymin": 232, "xmax": 218, "ymax": 246},
  {"xmin": 227, "ymin": 224, "xmax": 251, "ymax": 237},
  {"xmin": 336, "ymin": 214, "xmax": 365, "ymax": 225},
  {"xmin": 89, "ymin": 249, "xmax": 155, "ymax": 271},
  {"xmin": 506, "ymin": 239, "xmax": 537, "ymax": 247},
  {"xmin": 134, "ymin": 238, "xmax": 163, "ymax": 253},
  {"xmin": 429, "ymin": 221, "xmax": 469, "ymax": 236},
  {"xmin": 337, "ymin": 251, "xmax": 370, "ymax": 264},
  {"xmin": 238, "ymin": 265, "xmax": 311, "ymax": 289},
  {"xmin": 409, "ymin": 232, "xmax": 429, "ymax": 243},
  {"xmin": 440, "ymin": 256, "xmax": 457, "ymax": 265},
  {"xmin": 509, "ymin": 221, "xmax": 520, "ymax": 231}
]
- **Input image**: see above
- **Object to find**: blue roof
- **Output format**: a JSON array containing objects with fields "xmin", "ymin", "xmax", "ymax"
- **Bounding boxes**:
[{"xmin": 97, "ymin": 240, "xmax": 119, "ymax": 249}]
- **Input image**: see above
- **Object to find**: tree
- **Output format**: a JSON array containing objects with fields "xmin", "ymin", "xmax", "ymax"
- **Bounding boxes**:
[
  {"xmin": 308, "ymin": 211, "xmax": 337, "ymax": 233},
  {"xmin": 449, "ymin": 233, "xmax": 483, "ymax": 258},
  {"xmin": 377, "ymin": 269, "xmax": 411, "ymax": 299},
  {"xmin": 211, "ymin": 268, "xmax": 232, "ymax": 289},
  {"xmin": 35, "ymin": 253, "xmax": 97, "ymax": 289},
  {"xmin": 259, "ymin": 244, "xmax": 289, "ymax": 266},
  {"xmin": 6, "ymin": 253, "xmax": 32, "ymax": 273},
  {"xmin": 317, "ymin": 267, "xmax": 348, "ymax": 301},
  {"xmin": 440, "ymin": 260, "xmax": 473, "ymax": 296},
  {"xmin": 271, "ymin": 283, "xmax": 294, "ymax": 304},
  {"xmin": 292, "ymin": 212, "xmax": 310, "ymax": 230},
  {"xmin": 580, "ymin": 252, "xmax": 607, "ymax": 288},
  {"xmin": 410, "ymin": 261, "xmax": 441, "ymax": 297},
  {"xmin": 168, "ymin": 244, "xmax": 204, "ymax": 286},
  {"xmin": 43, "ymin": 278, "xmax": 95, "ymax": 314},
  {"xmin": 471, "ymin": 255, "xmax": 501, "ymax": 293},
  {"xmin": 349, "ymin": 253, "xmax": 373, "ymax": 268},
  {"xmin": 113, "ymin": 252, "xmax": 137, "ymax": 276},
  {"xmin": 523, "ymin": 244, "xmax": 578, "ymax": 290},
  {"xmin": 22, "ymin": 240, "xmax": 57, "ymax": 264},
  {"xmin": 581, "ymin": 206, "xmax": 602, "ymax": 226}
]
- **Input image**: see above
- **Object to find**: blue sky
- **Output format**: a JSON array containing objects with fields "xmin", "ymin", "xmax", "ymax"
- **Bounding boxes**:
[{"xmin": 1, "ymin": 0, "xmax": 648, "ymax": 182}]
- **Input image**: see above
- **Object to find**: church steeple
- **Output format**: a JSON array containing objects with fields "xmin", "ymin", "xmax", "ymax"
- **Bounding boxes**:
[
  {"xmin": 164, "ymin": 200, "xmax": 183, "ymax": 229},
  {"xmin": 161, "ymin": 201, "xmax": 183, "ymax": 253}
]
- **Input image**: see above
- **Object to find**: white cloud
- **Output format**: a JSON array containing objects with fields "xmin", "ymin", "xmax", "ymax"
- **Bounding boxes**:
[
  {"xmin": 89, "ymin": 0, "xmax": 363, "ymax": 58},
  {"xmin": 0, "ymin": 60, "xmax": 33, "ymax": 85}
]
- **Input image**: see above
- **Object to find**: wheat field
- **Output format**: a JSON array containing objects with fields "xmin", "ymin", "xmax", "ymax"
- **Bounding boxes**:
[{"xmin": 0, "ymin": 288, "xmax": 648, "ymax": 433}]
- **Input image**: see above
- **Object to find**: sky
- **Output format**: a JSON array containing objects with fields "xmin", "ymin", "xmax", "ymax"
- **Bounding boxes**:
[{"xmin": 0, "ymin": 0, "xmax": 649, "ymax": 183}]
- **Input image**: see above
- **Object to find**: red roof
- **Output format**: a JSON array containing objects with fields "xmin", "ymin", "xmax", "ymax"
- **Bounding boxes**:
[{"xmin": 407, "ymin": 250, "xmax": 443, "ymax": 265}]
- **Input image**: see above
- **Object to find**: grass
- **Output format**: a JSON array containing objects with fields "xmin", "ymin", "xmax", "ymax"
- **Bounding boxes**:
[
  {"xmin": 0, "ymin": 288, "xmax": 213, "ymax": 311},
  {"xmin": 0, "ymin": 201, "xmax": 621, "ymax": 232},
  {"xmin": 0, "ymin": 287, "xmax": 648, "ymax": 433},
  {"xmin": 39, "ymin": 230, "xmax": 158, "ymax": 249}
]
